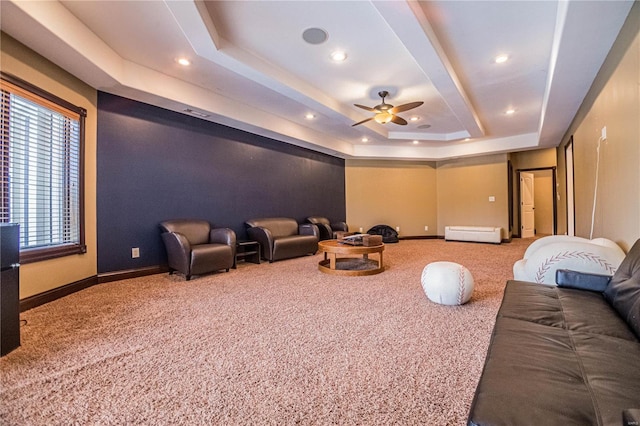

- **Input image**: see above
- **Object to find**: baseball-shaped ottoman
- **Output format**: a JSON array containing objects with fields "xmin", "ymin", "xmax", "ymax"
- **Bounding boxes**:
[{"xmin": 421, "ymin": 261, "xmax": 474, "ymax": 305}]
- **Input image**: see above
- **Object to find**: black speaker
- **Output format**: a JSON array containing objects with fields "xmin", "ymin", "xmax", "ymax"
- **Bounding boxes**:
[{"xmin": 1, "ymin": 223, "xmax": 20, "ymax": 356}]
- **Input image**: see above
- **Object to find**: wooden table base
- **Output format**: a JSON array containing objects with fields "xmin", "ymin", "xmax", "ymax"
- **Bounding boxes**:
[{"xmin": 317, "ymin": 240, "xmax": 385, "ymax": 276}]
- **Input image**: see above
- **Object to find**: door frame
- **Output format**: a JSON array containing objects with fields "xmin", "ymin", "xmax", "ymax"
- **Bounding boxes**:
[
  {"xmin": 515, "ymin": 167, "xmax": 557, "ymax": 237},
  {"xmin": 565, "ymin": 138, "xmax": 576, "ymax": 236}
]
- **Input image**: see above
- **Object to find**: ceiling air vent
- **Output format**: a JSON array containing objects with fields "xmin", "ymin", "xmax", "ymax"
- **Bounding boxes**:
[{"xmin": 183, "ymin": 108, "xmax": 210, "ymax": 118}]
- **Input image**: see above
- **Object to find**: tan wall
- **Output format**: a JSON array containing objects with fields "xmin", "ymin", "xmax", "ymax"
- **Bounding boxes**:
[
  {"xmin": 512, "ymin": 148, "xmax": 557, "ymax": 170},
  {"xmin": 345, "ymin": 160, "xmax": 437, "ymax": 237},
  {"xmin": 1, "ymin": 33, "xmax": 98, "ymax": 298},
  {"xmin": 345, "ymin": 156, "xmax": 510, "ymax": 240},
  {"xmin": 436, "ymin": 154, "xmax": 509, "ymax": 240},
  {"xmin": 556, "ymin": 5, "xmax": 640, "ymax": 251}
]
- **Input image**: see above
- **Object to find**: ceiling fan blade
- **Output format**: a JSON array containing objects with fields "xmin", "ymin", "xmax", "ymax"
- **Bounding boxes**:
[
  {"xmin": 390, "ymin": 115, "xmax": 408, "ymax": 125},
  {"xmin": 352, "ymin": 116, "xmax": 375, "ymax": 127},
  {"xmin": 354, "ymin": 104, "xmax": 378, "ymax": 112},
  {"xmin": 390, "ymin": 101, "xmax": 424, "ymax": 114}
]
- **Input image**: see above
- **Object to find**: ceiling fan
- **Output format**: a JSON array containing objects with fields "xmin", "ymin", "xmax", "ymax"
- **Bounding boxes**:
[{"xmin": 352, "ymin": 90, "xmax": 423, "ymax": 127}]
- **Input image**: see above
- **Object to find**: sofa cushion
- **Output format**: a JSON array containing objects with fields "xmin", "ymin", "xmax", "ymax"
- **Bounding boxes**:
[
  {"xmin": 499, "ymin": 281, "xmax": 638, "ymax": 341},
  {"xmin": 604, "ymin": 239, "xmax": 640, "ymax": 338},
  {"xmin": 469, "ymin": 280, "xmax": 640, "ymax": 426},
  {"xmin": 469, "ymin": 317, "xmax": 600, "ymax": 426},
  {"xmin": 271, "ymin": 235, "xmax": 317, "ymax": 261},
  {"xmin": 245, "ymin": 218, "xmax": 298, "ymax": 238}
]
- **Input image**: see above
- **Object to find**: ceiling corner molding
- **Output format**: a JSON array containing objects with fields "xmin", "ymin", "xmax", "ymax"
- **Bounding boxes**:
[
  {"xmin": 351, "ymin": 132, "xmax": 539, "ymax": 161},
  {"xmin": 537, "ymin": 0, "xmax": 634, "ymax": 147},
  {"xmin": 1, "ymin": 0, "xmax": 123, "ymax": 89},
  {"xmin": 164, "ymin": 0, "xmax": 222, "ymax": 53},
  {"xmin": 372, "ymin": 0, "xmax": 485, "ymax": 140},
  {"xmin": 388, "ymin": 130, "xmax": 470, "ymax": 142}
]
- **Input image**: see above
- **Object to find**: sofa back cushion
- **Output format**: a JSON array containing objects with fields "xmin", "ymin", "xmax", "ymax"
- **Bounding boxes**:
[
  {"xmin": 245, "ymin": 218, "xmax": 298, "ymax": 238},
  {"xmin": 160, "ymin": 219, "xmax": 211, "ymax": 245},
  {"xmin": 604, "ymin": 238, "xmax": 640, "ymax": 338},
  {"xmin": 307, "ymin": 216, "xmax": 330, "ymax": 226}
]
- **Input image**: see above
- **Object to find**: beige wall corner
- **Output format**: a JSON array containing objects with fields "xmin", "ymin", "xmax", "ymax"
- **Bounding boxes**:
[
  {"xmin": 436, "ymin": 154, "xmax": 509, "ymax": 240},
  {"xmin": 510, "ymin": 148, "xmax": 558, "ymax": 236},
  {"xmin": 345, "ymin": 160, "xmax": 437, "ymax": 237},
  {"xmin": 1, "ymin": 33, "xmax": 98, "ymax": 298}
]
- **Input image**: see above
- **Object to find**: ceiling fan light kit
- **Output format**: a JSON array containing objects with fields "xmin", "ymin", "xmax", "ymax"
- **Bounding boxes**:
[
  {"xmin": 353, "ymin": 90, "xmax": 423, "ymax": 127},
  {"xmin": 374, "ymin": 112, "xmax": 393, "ymax": 124}
]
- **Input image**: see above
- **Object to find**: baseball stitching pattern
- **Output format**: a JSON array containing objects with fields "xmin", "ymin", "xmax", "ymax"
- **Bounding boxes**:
[
  {"xmin": 457, "ymin": 265, "xmax": 466, "ymax": 304},
  {"xmin": 535, "ymin": 250, "xmax": 617, "ymax": 283}
]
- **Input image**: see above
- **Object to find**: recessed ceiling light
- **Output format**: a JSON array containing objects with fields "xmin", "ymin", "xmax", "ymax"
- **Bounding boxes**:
[
  {"xmin": 361, "ymin": 137, "xmax": 369, "ymax": 143},
  {"xmin": 417, "ymin": 124, "xmax": 431, "ymax": 129},
  {"xmin": 464, "ymin": 138, "xmax": 471, "ymax": 141},
  {"xmin": 495, "ymin": 54, "xmax": 509, "ymax": 64},
  {"xmin": 302, "ymin": 27, "xmax": 328, "ymax": 45},
  {"xmin": 410, "ymin": 116, "xmax": 419, "ymax": 122},
  {"xmin": 305, "ymin": 113, "xmax": 315, "ymax": 120},
  {"xmin": 412, "ymin": 140, "xmax": 419, "ymax": 145},
  {"xmin": 330, "ymin": 51, "xmax": 347, "ymax": 62},
  {"xmin": 505, "ymin": 109, "xmax": 516, "ymax": 115},
  {"xmin": 177, "ymin": 58, "xmax": 190, "ymax": 66}
]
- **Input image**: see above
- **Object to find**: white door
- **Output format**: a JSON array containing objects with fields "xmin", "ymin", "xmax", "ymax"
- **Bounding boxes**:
[{"xmin": 521, "ymin": 172, "xmax": 535, "ymax": 238}]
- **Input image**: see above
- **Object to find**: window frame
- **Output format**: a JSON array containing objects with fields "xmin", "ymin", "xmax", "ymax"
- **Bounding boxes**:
[{"xmin": 1, "ymin": 72, "xmax": 87, "ymax": 264}]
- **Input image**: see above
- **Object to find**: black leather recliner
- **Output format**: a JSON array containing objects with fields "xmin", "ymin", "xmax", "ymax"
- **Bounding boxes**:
[
  {"xmin": 306, "ymin": 216, "xmax": 348, "ymax": 240},
  {"xmin": 159, "ymin": 219, "xmax": 236, "ymax": 280},
  {"xmin": 245, "ymin": 217, "xmax": 318, "ymax": 262}
]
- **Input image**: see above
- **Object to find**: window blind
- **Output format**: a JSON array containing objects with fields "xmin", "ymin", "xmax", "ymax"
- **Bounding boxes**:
[{"xmin": 1, "ymin": 74, "xmax": 86, "ymax": 261}]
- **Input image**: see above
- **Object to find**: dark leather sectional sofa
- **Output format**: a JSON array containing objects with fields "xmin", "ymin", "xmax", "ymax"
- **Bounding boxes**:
[{"xmin": 468, "ymin": 239, "xmax": 640, "ymax": 426}]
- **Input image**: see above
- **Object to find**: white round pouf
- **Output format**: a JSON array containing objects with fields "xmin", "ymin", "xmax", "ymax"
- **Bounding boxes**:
[{"xmin": 421, "ymin": 261, "xmax": 474, "ymax": 305}]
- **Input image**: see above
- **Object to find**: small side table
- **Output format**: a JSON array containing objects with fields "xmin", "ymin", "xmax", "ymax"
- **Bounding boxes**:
[{"xmin": 234, "ymin": 240, "xmax": 261, "ymax": 268}]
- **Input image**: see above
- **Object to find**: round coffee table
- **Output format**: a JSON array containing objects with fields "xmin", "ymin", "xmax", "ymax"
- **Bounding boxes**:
[{"xmin": 317, "ymin": 239, "xmax": 385, "ymax": 276}]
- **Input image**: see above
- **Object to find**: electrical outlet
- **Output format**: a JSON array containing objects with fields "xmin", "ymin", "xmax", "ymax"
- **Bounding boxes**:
[
  {"xmin": 489, "ymin": 196, "xmax": 496, "ymax": 202},
  {"xmin": 424, "ymin": 225, "xmax": 429, "ymax": 231},
  {"xmin": 395, "ymin": 226, "xmax": 400, "ymax": 232},
  {"xmin": 131, "ymin": 247, "xmax": 140, "ymax": 258},
  {"xmin": 601, "ymin": 126, "xmax": 607, "ymax": 140},
  {"xmin": 359, "ymin": 227, "xmax": 363, "ymax": 232}
]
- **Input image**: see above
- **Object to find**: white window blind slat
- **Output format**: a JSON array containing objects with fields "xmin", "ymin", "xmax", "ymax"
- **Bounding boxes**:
[{"xmin": 1, "ymin": 82, "xmax": 81, "ymax": 250}]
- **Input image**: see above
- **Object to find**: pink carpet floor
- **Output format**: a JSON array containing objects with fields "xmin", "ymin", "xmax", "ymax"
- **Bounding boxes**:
[{"xmin": 0, "ymin": 238, "xmax": 531, "ymax": 425}]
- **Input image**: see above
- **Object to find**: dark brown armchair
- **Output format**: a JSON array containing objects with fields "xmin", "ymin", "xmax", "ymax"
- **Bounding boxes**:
[
  {"xmin": 159, "ymin": 219, "xmax": 236, "ymax": 280},
  {"xmin": 306, "ymin": 216, "xmax": 348, "ymax": 240}
]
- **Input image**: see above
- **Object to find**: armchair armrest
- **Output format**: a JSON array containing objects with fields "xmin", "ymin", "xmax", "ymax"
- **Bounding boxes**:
[
  {"xmin": 210, "ymin": 227, "xmax": 237, "ymax": 258},
  {"xmin": 299, "ymin": 223, "xmax": 319, "ymax": 239},
  {"xmin": 210, "ymin": 228, "xmax": 236, "ymax": 246},
  {"xmin": 555, "ymin": 269, "xmax": 612, "ymax": 292},
  {"xmin": 161, "ymin": 232, "xmax": 191, "ymax": 273},
  {"xmin": 247, "ymin": 226, "xmax": 274, "ymax": 259},
  {"xmin": 331, "ymin": 221, "xmax": 348, "ymax": 232}
]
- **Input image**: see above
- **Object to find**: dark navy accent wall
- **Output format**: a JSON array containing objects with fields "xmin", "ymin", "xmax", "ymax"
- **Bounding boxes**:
[{"xmin": 97, "ymin": 92, "xmax": 345, "ymax": 273}]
